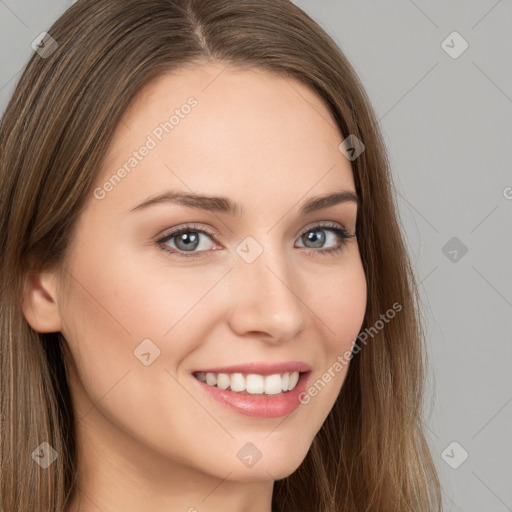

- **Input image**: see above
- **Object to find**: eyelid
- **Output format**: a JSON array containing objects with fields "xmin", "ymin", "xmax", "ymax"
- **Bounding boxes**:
[
  {"xmin": 155, "ymin": 222, "xmax": 219, "ymax": 247},
  {"xmin": 297, "ymin": 220, "xmax": 353, "ymax": 238},
  {"xmin": 156, "ymin": 221, "xmax": 354, "ymax": 242}
]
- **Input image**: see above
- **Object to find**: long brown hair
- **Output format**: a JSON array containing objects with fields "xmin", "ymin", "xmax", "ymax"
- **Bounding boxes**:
[{"xmin": 0, "ymin": 0, "xmax": 443, "ymax": 510}]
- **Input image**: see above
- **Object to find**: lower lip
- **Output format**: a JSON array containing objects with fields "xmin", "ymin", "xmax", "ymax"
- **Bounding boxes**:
[{"xmin": 192, "ymin": 372, "xmax": 311, "ymax": 418}]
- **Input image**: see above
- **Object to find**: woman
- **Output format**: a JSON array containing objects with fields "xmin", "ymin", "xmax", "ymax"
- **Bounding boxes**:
[{"xmin": 0, "ymin": 0, "xmax": 443, "ymax": 510}]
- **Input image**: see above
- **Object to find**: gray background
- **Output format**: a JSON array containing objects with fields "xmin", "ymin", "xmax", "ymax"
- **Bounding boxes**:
[{"xmin": 1, "ymin": 1, "xmax": 511, "ymax": 510}]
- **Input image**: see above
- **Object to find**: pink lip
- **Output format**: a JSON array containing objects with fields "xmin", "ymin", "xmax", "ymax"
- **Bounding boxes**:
[
  {"xmin": 193, "ymin": 361, "xmax": 311, "ymax": 376},
  {"xmin": 192, "ymin": 370, "xmax": 312, "ymax": 419}
]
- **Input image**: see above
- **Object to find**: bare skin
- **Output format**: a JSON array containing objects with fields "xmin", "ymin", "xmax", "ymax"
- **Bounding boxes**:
[{"xmin": 22, "ymin": 62, "xmax": 367, "ymax": 512}]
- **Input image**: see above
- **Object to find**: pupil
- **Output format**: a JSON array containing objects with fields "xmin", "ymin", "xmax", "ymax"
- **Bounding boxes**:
[
  {"xmin": 306, "ymin": 230, "xmax": 325, "ymax": 248},
  {"xmin": 176, "ymin": 232, "xmax": 199, "ymax": 251}
]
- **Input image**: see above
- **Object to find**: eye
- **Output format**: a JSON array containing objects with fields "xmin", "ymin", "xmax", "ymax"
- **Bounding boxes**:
[
  {"xmin": 156, "ymin": 223, "xmax": 218, "ymax": 259},
  {"xmin": 156, "ymin": 222, "xmax": 356, "ymax": 259},
  {"xmin": 295, "ymin": 222, "xmax": 356, "ymax": 256}
]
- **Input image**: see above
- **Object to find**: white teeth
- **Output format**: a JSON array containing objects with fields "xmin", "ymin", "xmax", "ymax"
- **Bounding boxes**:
[
  {"xmin": 246, "ymin": 374, "xmax": 264, "ymax": 394},
  {"xmin": 288, "ymin": 371, "xmax": 299, "ymax": 390},
  {"xmin": 205, "ymin": 372, "xmax": 217, "ymax": 386},
  {"xmin": 195, "ymin": 371, "xmax": 301, "ymax": 395},
  {"xmin": 216, "ymin": 373, "xmax": 230, "ymax": 390},
  {"xmin": 264, "ymin": 374, "xmax": 283, "ymax": 395},
  {"xmin": 230, "ymin": 373, "xmax": 245, "ymax": 392},
  {"xmin": 281, "ymin": 373, "xmax": 289, "ymax": 392}
]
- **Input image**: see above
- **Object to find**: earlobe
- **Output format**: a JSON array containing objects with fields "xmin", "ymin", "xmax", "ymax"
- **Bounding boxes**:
[{"xmin": 21, "ymin": 270, "xmax": 63, "ymax": 333}]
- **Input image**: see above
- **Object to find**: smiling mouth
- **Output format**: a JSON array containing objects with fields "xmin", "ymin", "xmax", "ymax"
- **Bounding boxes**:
[{"xmin": 192, "ymin": 370, "xmax": 305, "ymax": 396}]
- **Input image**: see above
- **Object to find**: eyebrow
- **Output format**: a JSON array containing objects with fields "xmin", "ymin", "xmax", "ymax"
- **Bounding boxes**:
[{"xmin": 129, "ymin": 189, "xmax": 359, "ymax": 216}]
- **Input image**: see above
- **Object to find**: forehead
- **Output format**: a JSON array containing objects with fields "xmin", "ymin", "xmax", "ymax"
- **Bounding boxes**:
[{"xmin": 93, "ymin": 63, "xmax": 355, "ymax": 211}]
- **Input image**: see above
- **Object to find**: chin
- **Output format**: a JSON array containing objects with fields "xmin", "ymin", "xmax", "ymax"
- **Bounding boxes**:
[{"xmin": 234, "ymin": 444, "xmax": 310, "ymax": 482}]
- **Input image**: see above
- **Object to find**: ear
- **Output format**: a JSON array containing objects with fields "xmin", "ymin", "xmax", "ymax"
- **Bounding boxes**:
[{"xmin": 22, "ymin": 270, "xmax": 63, "ymax": 333}]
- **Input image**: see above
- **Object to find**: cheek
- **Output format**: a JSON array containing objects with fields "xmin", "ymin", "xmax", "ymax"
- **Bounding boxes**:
[
  {"xmin": 309, "ymin": 256, "xmax": 367, "ymax": 348},
  {"xmin": 297, "ymin": 258, "xmax": 366, "ymax": 411},
  {"xmin": 59, "ymin": 239, "xmax": 226, "ymax": 384},
  {"xmin": 58, "ymin": 243, "xmax": 219, "ymax": 463}
]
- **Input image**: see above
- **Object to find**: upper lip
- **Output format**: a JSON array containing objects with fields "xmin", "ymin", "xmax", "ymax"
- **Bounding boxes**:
[{"xmin": 193, "ymin": 361, "xmax": 311, "ymax": 376}]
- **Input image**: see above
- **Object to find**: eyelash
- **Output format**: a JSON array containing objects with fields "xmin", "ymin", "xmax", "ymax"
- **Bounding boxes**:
[{"xmin": 156, "ymin": 222, "xmax": 356, "ymax": 260}]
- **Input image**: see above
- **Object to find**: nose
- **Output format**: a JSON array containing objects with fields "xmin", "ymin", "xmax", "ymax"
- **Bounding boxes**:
[{"xmin": 227, "ymin": 245, "xmax": 307, "ymax": 343}]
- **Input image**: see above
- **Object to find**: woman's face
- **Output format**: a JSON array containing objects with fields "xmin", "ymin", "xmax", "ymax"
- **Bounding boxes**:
[{"xmin": 50, "ymin": 63, "xmax": 366, "ymax": 494}]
